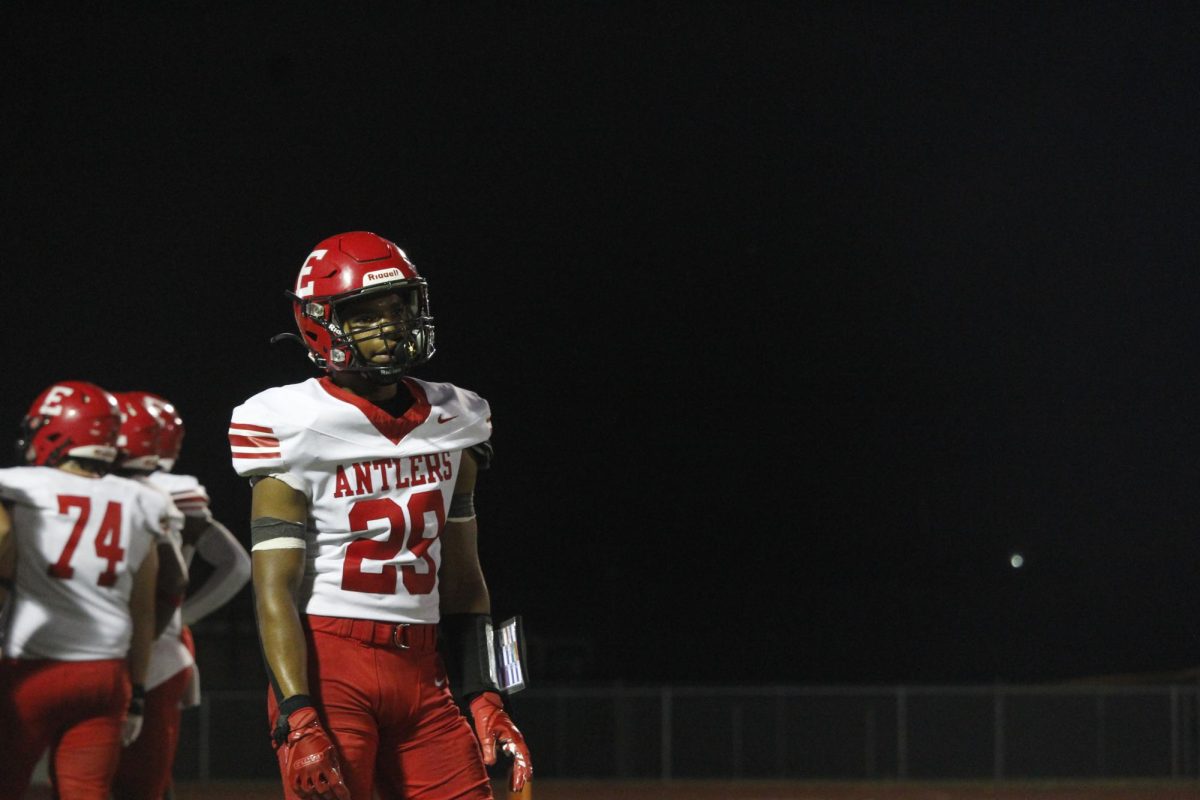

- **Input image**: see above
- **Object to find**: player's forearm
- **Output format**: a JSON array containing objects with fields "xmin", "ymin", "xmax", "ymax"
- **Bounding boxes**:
[
  {"xmin": 129, "ymin": 548, "xmax": 159, "ymax": 686},
  {"xmin": 0, "ymin": 504, "xmax": 13, "ymax": 613},
  {"xmin": 439, "ymin": 518, "xmax": 491, "ymax": 615},
  {"xmin": 160, "ymin": 537, "xmax": 190, "ymax": 595},
  {"xmin": 253, "ymin": 548, "xmax": 310, "ymax": 698},
  {"xmin": 129, "ymin": 617, "xmax": 154, "ymax": 685},
  {"xmin": 440, "ymin": 576, "xmax": 491, "ymax": 615},
  {"xmin": 0, "ymin": 501, "xmax": 12, "ymax": 548},
  {"xmin": 255, "ymin": 587, "xmax": 310, "ymax": 697},
  {"xmin": 154, "ymin": 540, "xmax": 188, "ymax": 636},
  {"xmin": 0, "ymin": 503, "xmax": 13, "ymax": 583}
]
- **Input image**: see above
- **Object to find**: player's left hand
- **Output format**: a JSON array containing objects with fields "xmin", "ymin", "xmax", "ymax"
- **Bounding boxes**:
[
  {"xmin": 280, "ymin": 707, "xmax": 350, "ymax": 800},
  {"xmin": 469, "ymin": 691, "xmax": 532, "ymax": 792}
]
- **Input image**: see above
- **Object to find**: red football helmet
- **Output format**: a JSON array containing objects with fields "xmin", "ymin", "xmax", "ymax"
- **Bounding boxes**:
[
  {"xmin": 284, "ymin": 231, "xmax": 435, "ymax": 383},
  {"xmin": 18, "ymin": 381, "xmax": 122, "ymax": 467},
  {"xmin": 112, "ymin": 391, "xmax": 163, "ymax": 471},
  {"xmin": 121, "ymin": 391, "xmax": 185, "ymax": 471}
]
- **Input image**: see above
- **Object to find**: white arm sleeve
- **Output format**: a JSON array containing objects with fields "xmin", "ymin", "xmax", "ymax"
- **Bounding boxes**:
[{"xmin": 181, "ymin": 518, "xmax": 252, "ymax": 626}]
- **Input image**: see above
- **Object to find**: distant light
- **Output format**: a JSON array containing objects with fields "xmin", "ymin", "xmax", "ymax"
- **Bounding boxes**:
[{"xmin": 1010, "ymin": 553, "xmax": 1025, "ymax": 569}]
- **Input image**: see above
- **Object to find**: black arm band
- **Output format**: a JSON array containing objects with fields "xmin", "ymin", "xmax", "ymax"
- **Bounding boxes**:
[
  {"xmin": 250, "ymin": 516, "xmax": 306, "ymax": 548},
  {"xmin": 272, "ymin": 694, "xmax": 315, "ymax": 745},
  {"xmin": 439, "ymin": 613, "xmax": 499, "ymax": 702},
  {"xmin": 129, "ymin": 684, "xmax": 146, "ymax": 714},
  {"xmin": 277, "ymin": 693, "xmax": 314, "ymax": 717}
]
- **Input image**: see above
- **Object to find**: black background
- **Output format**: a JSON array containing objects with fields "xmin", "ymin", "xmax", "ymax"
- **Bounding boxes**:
[{"xmin": 2, "ymin": 3, "xmax": 1199, "ymax": 685}]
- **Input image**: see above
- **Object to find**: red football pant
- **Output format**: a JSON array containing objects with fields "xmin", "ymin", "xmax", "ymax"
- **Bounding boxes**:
[
  {"xmin": 268, "ymin": 616, "xmax": 492, "ymax": 800},
  {"xmin": 110, "ymin": 665, "xmax": 192, "ymax": 800},
  {"xmin": 0, "ymin": 657, "xmax": 129, "ymax": 800}
]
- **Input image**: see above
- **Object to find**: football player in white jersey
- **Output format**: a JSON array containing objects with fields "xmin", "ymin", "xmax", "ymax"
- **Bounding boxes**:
[
  {"xmin": 0, "ymin": 381, "xmax": 168, "ymax": 799},
  {"xmin": 138, "ymin": 391, "xmax": 252, "ymax": 632},
  {"xmin": 110, "ymin": 390, "xmax": 251, "ymax": 800},
  {"xmin": 231, "ymin": 231, "xmax": 531, "ymax": 800}
]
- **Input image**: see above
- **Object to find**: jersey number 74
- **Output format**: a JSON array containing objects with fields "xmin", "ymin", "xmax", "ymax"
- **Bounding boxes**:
[{"xmin": 49, "ymin": 495, "xmax": 126, "ymax": 587}]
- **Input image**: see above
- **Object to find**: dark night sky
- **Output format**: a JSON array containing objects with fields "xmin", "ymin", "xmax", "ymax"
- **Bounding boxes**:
[{"xmin": 2, "ymin": 3, "xmax": 1200, "ymax": 685}]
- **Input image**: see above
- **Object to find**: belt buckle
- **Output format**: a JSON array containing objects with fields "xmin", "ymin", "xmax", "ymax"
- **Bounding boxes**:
[{"xmin": 392, "ymin": 623, "xmax": 411, "ymax": 650}]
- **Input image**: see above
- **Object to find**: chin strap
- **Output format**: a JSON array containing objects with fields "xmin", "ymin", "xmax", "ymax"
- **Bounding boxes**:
[
  {"xmin": 270, "ymin": 331, "xmax": 411, "ymax": 385},
  {"xmin": 270, "ymin": 332, "xmax": 305, "ymax": 347}
]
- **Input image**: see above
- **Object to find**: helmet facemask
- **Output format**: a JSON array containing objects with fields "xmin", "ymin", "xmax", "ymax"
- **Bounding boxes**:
[{"xmin": 294, "ymin": 281, "xmax": 436, "ymax": 384}]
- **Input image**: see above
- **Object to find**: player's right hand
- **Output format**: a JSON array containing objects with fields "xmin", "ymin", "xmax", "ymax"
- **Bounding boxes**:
[{"xmin": 280, "ymin": 707, "xmax": 350, "ymax": 800}]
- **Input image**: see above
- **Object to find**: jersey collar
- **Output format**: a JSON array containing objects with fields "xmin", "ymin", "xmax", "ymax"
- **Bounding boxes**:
[{"xmin": 317, "ymin": 376, "xmax": 431, "ymax": 445}]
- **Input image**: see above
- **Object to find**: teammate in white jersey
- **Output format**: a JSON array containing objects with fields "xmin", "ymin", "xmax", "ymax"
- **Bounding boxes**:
[
  {"xmin": 232, "ymin": 231, "xmax": 531, "ymax": 800},
  {"xmin": 0, "ymin": 381, "xmax": 167, "ymax": 799},
  {"xmin": 140, "ymin": 392, "xmax": 251, "ymax": 631},
  {"xmin": 110, "ymin": 390, "xmax": 251, "ymax": 799}
]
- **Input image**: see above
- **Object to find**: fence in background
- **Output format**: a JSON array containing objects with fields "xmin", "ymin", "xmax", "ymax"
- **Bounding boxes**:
[{"xmin": 175, "ymin": 684, "xmax": 1200, "ymax": 781}]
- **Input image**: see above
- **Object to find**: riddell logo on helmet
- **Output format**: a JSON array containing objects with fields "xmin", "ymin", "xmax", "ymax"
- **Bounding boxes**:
[{"xmin": 362, "ymin": 268, "xmax": 403, "ymax": 287}]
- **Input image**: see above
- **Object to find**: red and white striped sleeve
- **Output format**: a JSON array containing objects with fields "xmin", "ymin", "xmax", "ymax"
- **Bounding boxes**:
[
  {"xmin": 228, "ymin": 422, "xmax": 281, "ymax": 461},
  {"xmin": 170, "ymin": 483, "xmax": 210, "ymax": 520},
  {"xmin": 228, "ymin": 396, "xmax": 287, "ymax": 478}
]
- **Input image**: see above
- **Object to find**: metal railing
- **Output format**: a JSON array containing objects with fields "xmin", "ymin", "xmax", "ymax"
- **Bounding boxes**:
[{"xmin": 176, "ymin": 684, "xmax": 1200, "ymax": 781}]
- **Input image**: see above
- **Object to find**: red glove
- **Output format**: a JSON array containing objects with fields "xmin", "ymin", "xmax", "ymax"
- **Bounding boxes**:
[
  {"xmin": 469, "ymin": 692, "xmax": 533, "ymax": 792},
  {"xmin": 278, "ymin": 707, "xmax": 350, "ymax": 800}
]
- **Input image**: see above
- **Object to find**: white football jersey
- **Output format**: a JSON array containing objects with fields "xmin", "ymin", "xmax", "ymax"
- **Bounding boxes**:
[
  {"xmin": 0, "ymin": 466, "xmax": 168, "ymax": 660},
  {"xmin": 149, "ymin": 470, "xmax": 211, "ymax": 521},
  {"xmin": 229, "ymin": 376, "xmax": 491, "ymax": 624}
]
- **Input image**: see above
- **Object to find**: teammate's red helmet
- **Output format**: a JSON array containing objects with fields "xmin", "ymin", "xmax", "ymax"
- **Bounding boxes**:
[
  {"xmin": 121, "ymin": 391, "xmax": 185, "ymax": 471},
  {"xmin": 18, "ymin": 381, "xmax": 122, "ymax": 467},
  {"xmin": 286, "ymin": 231, "xmax": 435, "ymax": 383},
  {"xmin": 112, "ymin": 391, "xmax": 163, "ymax": 471}
]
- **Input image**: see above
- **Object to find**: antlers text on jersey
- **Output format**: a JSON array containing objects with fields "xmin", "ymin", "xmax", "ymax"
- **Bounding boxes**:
[{"xmin": 331, "ymin": 453, "xmax": 453, "ymax": 499}]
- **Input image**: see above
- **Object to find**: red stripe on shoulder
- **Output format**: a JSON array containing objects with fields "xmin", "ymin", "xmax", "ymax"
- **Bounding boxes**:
[
  {"xmin": 229, "ymin": 423, "xmax": 275, "ymax": 434},
  {"xmin": 228, "ymin": 434, "xmax": 281, "ymax": 448}
]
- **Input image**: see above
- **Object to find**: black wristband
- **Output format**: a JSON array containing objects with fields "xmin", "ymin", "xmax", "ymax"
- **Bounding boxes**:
[
  {"xmin": 439, "ymin": 613, "xmax": 499, "ymax": 702},
  {"xmin": 129, "ymin": 684, "xmax": 146, "ymax": 715},
  {"xmin": 277, "ymin": 693, "xmax": 314, "ymax": 718},
  {"xmin": 272, "ymin": 694, "xmax": 315, "ymax": 746}
]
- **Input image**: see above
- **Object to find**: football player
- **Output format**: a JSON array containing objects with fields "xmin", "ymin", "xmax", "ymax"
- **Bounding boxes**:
[
  {"xmin": 231, "ymin": 231, "xmax": 532, "ymax": 799},
  {"xmin": 0, "ymin": 381, "xmax": 170, "ymax": 798},
  {"xmin": 109, "ymin": 391, "xmax": 251, "ymax": 799},
  {"xmin": 138, "ymin": 391, "xmax": 251, "ymax": 631}
]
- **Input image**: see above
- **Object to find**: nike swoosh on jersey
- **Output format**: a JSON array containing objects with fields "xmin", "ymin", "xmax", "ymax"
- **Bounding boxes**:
[{"xmin": 437, "ymin": 414, "xmax": 458, "ymax": 424}]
